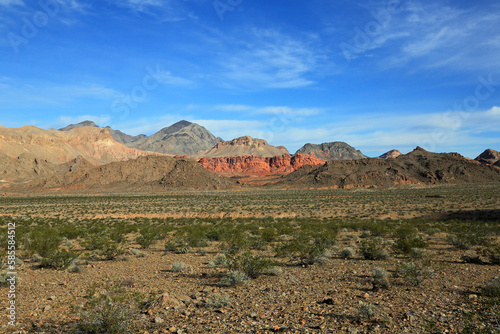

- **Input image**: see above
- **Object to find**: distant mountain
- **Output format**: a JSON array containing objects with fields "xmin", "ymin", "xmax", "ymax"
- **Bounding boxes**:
[
  {"xmin": 272, "ymin": 147, "xmax": 500, "ymax": 189},
  {"xmin": 130, "ymin": 121, "xmax": 223, "ymax": 156},
  {"xmin": 295, "ymin": 142, "xmax": 368, "ymax": 160},
  {"xmin": 379, "ymin": 149, "xmax": 402, "ymax": 160},
  {"xmin": 0, "ymin": 125, "xmax": 163, "ymax": 183},
  {"xmin": 59, "ymin": 120, "xmax": 222, "ymax": 156},
  {"xmin": 200, "ymin": 136, "xmax": 289, "ymax": 158},
  {"xmin": 59, "ymin": 120, "xmax": 148, "ymax": 145},
  {"xmin": 475, "ymin": 149, "xmax": 500, "ymax": 166},
  {"xmin": 59, "ymin": 120, "xmax": 98, "ymax": 131}
]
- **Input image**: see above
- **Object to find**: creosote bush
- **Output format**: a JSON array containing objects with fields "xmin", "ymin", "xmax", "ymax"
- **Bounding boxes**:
[
  {"xmin": 205, "ymin": 293, "xmax": 230, "ymax": 309},
  {"xmin": 395, "ymin": 261, "xmax": 434, "ymax": 286},
  {"xmin": 74, "ymin": 282, "xmax": 145, "ymax": 334},
  {"xmin": 171, "ymin": 262, "xmax": 187, "ymax": 272},
  {"xmin": 221, "ymin": 271, "xmax": 250, "ymax": 286},
  {"xmin": 360, "ymin": 237, "xmax": 389, "ymax": 260},
  {"xmin": 372, "ymin": 268, "xmax": 390, "ymax": 290},
  {"xmin": 340, "ymin": 247, "xmax": 355, "ymax": 259}
]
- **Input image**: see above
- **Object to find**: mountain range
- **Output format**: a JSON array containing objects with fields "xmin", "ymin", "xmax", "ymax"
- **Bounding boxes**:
[{"xmin": 1, "ymin": 120, "xmax": 498, "ymax": 193}]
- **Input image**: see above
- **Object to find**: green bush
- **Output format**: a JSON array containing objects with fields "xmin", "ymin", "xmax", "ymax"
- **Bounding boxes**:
[
  {"xmin": 40, "ymin": 249, "xmax": 78, "ymax": 270},
  {"xmin": 24, "ymin": 228, "xmax": 62, "ymax": 257},
  {"xmin": 275, "ymin": 231, "xmax": 331, "ymax": 265},
  {"xmin": 221, "ymin": 271, "xmax": 250, "ymax": 286},
  {"xmin": 226, "ymin": 252, "xmax": 272, "ymax": 279},
  {"xmin": 372, "ymin": 268, "xmax": 390, "ymax": 290},
  {"xmin": 395, "ymin": 262, "xmax": 434, "ymax": 286},
  {"xmin": 393, "ymin": 236, "xmax": 428, "ymax": 255},
  {"xmin": 360, "ymin": 237, "xmax": 390, "ymax": 260},
  {"xmin": 75, "ymin": 282, "xmax": 143, "ymax": 334},
  {"xmin": 340, "ymin": 248, "xmax": 355, "ymax": 259}
]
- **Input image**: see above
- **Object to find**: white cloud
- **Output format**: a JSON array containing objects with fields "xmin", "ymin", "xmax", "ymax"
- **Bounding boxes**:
[{"xmin": 217, "ymin": 28, "xmax": 326, "ymax": 89}]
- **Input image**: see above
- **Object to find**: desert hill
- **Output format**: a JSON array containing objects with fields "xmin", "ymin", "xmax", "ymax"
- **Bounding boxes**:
[
  {"xmin": 59, "ymin": 121, "xmax": 148, "ymax": 144},
  {"xmin": 0, "ymin": 125, "xmax": 164, "ymax": 183},
  {"xmin": 200, "ymin": 136, "xmax": 289, "ymax": 158},
  {"xmin": 198, "ymin": 153, "xmax": 324, "ymax": 176},
  {"xmin": 9, "ymin": 155, "xmax": 237, "ymax": 193},
  {"xmin": 272, "ymin": 147, "xmax": 500, "ymax": 189},
  {"xmin": 295, "ymin": 142, "xmax": 367, "ymax": 160},
  {"xmin": 475, "ymin": 149, "xmax": 500, "ymax": 166},
  {"xmin": 379, "ymin": 149, "xmax": 402, "ymax": 160}
]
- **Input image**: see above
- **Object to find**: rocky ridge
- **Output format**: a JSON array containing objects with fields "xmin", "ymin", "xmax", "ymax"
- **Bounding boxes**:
[
  {"xmin": 295, "ymin": 142, "xmax": 368, "ymax": 160},
  {"xmin": 200, "ymin": 136, "xmax": 289, "ymax": 158},
  {"xmin": 272, "ymin": 147, "xmax": 500, "ymax": 189}
]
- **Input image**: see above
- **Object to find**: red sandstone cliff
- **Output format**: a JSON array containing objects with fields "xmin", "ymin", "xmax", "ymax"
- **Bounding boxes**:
[{"xmin": 198, "ymin": 153, "xmax": 325, "ymax": 176}]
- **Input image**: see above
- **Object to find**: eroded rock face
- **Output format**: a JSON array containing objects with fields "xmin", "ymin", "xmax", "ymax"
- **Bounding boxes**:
[
  {"xmin": 198, "ymin": 153, "xmax": 324, "ymax": 175},
  {"xmin": 295, "ymin": 142, "xmax": 367, "ymax": 161},
  {"xmin": 475, "ymin": 149, "xmax": 500, "ymax": 166},
  {"xmin": 200, "ymin": 136, "xmax": 289, "ymax": 158}
]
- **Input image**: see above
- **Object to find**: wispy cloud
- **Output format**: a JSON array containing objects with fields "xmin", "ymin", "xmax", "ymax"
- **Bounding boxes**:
[
  {"xmin": 0, "ymin": 0, "xmax": 23, "ymax": 7},
  {"xmin": 216, "ymin": 28, "xmax": 327, "ymax": 89},
  {"xmin": 0, "ymin": 81, "xmax": 120, "ymax": 105}
]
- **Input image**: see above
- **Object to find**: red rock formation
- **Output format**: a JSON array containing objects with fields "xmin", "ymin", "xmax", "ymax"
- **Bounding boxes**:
[{"xmin": 198, "ymin": 153, "xmax": 324, "ymax": 176}]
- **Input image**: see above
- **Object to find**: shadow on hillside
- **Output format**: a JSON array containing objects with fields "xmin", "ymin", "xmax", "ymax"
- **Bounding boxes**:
[{"xmin": 430, "ymin": 209, "xmax": 500, "ymax": 222}]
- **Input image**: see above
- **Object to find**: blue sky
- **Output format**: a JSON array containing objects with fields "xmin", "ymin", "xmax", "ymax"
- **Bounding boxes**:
[{"xmin": 1, "ymin": 0, "xmax": 499, "ymax": 158}]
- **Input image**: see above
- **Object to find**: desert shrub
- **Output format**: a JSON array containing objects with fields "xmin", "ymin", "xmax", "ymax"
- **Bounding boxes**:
[
  {"xmin": 205, "ymin": 293, "xmax": 230, "ymax": 308},
  {"xmin": 74, "ymin": 282, "xmax": 144, "ymax": 333},
  {"xmin": 171, "ymin": 262, "xmax": 187, "ymax": 272},
  {"xmin": 358, "ymin": 303, "xmax": 377, "ymax": 319},
  {"xmin": 360, "ymin": 237, "xmax": 390, "ymax": 260},
  {"xmin": 409, "ymin": 248, "xmax": 427, "ymax": 259},
  {"xmin": 340, "ymin": 248, "xmax": 355, "ymax": 259},
  {"xmin": 208, "ymin": 254, "xmax": 228, "ymax": 268},
  {"xmin": 136, "ymin": 232, "xmax": 156, "ymax": 249},
  {"xmin": 372, "ymin": 268, "xmax": 390, "ymax": 290},
  {"xmin": 482, "ymin": 244, "xmax": 500, "ymax": 265},
  {"xmin": 395, "ymin": 262, "xmax": 434, "ymax": 286},
  {"xmin": 83, "ymin": 236, "xmax": 124, "ymax": 261},
  {"xmin": 447, "ymin": 232, "xmax": 489, "ymax": 250},
  {"xmin": 275, "ymin": 230, "xmax": 333, "ymax": 265},
  {"xmin": 221, "ymin": 271, "xmax": 250, "ymax": 286},
  {"xmin": 0, "ymin": 271, "xmax": 19, "ymax": 287},
  {"xmin": 393, "ymin": 235, "xmax": 428, "ymax": 255},
  {"xmin": 23, "ymin": 228, "xmax": 62, "ymax": 257},
  {"xmin": 40, "ymin": 249, "xmax": 78, "ymax": 270},
  {"xmin": 226, "ymin": 252, "xmax": 272, "ymax": 279}
]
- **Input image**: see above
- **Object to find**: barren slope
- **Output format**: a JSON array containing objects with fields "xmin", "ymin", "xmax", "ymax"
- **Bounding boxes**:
[
  {"xmin": 200, "ymin": 136, "xmax": 289, "ymax": 158},
  {"xmin": 9, "ymin": 155, "xmax": 237, "ymax": 193}
]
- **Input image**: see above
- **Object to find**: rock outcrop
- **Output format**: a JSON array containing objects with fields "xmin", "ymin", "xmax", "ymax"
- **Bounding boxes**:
[
  {"xmin": 379, "ymin": 149, "xmax": 402, "ymax": 160},
  {"xmin": 475, "ymin": 149, "xmax": 500, "ymax": 166},
  {"xmin": 198, "ymin": 153, "xmax": 324, "ymax": 176},
  {"xmin": 295, "ymin": 142, "xmax": 367, "ymax": 160},
  {"xmin": 200, "ymin": 136, "xmax": 289, "ymax": 158}
]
